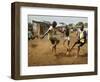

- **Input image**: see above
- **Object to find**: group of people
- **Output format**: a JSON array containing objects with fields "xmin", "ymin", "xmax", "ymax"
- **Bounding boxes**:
[{"xmin": 41, "ymin": 21, "xmax": 87, "ymax": 58}]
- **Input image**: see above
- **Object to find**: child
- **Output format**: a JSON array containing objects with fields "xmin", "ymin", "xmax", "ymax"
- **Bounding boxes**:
[
  {"xmin": 63, "ymin": 25, "xmax": 70, "ymax": 54},
  {"xmin": 70, "ymin": 23, "xmax": 87, "ymax": 57},
  {"xmin": 41, "ymin": 21, "xmax": 59, "ymax": 55},
  {"xmin": 28, "ymin": 30, "xmax": 33, "ymax": 40}
]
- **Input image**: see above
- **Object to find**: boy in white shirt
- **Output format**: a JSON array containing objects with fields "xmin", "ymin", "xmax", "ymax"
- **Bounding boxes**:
[{"xmin": 41, "ymin": 21, "xmax": 59, "ymax": 55}]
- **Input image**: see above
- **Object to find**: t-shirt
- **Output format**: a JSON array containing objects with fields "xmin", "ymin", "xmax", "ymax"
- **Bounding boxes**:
[
  {"xmin": 48, "ymin": 26, "xmax": 56, "ymax": 40},
  {"xmin": 78, "ymin": 29, "xmax": 87, "ymax": 43}
]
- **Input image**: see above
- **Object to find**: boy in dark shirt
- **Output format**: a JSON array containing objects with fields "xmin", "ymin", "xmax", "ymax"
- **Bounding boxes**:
[{"xmin": 70, "ymin": 24, "xmax": 87, "ymax": 57}]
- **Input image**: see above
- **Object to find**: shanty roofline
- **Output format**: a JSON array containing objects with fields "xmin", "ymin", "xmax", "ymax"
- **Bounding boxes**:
[{"xmin": 32, "ymin": 20, "xmax": 51, "ymax": 25}]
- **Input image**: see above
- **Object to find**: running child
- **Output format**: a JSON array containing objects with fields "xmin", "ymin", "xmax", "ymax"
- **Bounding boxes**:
[
  {"xmin": 63, "ymin": 25, "xmax": 70, "ymax": 54},
  {"xmin": 41, "ymin": 21, "xmax": 59, "ymax": 55},
  {"xmin": 70, "ymin": 23, "xmax": 87, "ymax": 57}
]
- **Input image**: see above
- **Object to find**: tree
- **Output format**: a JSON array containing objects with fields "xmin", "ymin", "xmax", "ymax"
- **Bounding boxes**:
[
  {"xmin": 68, "ymin": 23, "xmax": 74, "ymax": 29},
  {"xmin": 84, "ymin": 22, "xmax": 88, "ymax": 28},
  {"xmin": 75, "ymin": 22, "xmax": 84, "ymax": 28}
]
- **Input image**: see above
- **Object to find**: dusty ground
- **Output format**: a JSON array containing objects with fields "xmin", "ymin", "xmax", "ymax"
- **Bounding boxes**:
[{"xmin": 28, "ymin": 32, "xmax": 88, "ymax": 66}]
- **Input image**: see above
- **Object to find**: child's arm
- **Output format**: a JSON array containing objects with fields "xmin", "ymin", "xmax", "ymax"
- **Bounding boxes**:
[{"xmin": 56, "ymin": 27, "xmax": 64, "ymax": 33}]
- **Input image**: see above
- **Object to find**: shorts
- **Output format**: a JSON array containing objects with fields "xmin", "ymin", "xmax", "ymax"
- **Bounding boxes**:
[
  {"xmin": 64, "ymin": 36, "xmax": 70, "ymax": 41},
  {"xmin": 76, "ymin": 40, "xmax": 86, "ymax": 47},
  {"xmin": 49, "ymin": 37, "xmax": 59, "ymax": 45}
]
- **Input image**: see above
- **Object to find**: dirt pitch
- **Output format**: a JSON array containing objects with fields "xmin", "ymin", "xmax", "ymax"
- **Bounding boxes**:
[{"xmin": 28, "ymin": 32, "xmax": 88, "ymax": 66}]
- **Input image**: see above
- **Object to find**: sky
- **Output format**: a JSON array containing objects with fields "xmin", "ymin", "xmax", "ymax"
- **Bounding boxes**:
[{"xmin": 28, "ymin": 15, "xmax": 88, "ymax": 26}]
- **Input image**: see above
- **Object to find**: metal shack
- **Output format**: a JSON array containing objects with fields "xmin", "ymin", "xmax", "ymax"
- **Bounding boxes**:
[{"xmin": 32, "ymin": 20, "xmax": 50, "ymax": 37}]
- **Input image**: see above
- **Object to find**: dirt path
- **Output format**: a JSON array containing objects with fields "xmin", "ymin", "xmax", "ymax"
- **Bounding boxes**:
[{"xmin": 28, "ymin": 32, "xmax": 87, "ymax": 66}]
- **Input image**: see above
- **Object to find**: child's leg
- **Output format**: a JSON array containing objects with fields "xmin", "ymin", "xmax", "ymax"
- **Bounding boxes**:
[
  {"xmin": 63, "ymin": 40, "xmax": 69, "ymax": 55},
  {"xmin": 53, "ymin": 39, "xmax": 59, "ymax": 55},
  {"xmin": 68, "ymin": 40, "xmax": 70, "ymax": 47},
  {"xmin": 75, "ymin": 45, "xmax": 80, "ymax": 57},
  {"xmin": 76, "ymin": 42, "xmax": 85, "ymax": 57},
  {"xmin": 53, "ymin": 44, "xmax": 56, "ymax": 55},
  {"xmin": 51, "ymin": 42, "xmax": 57, "ymax": 55},
  {"xmin": 66, "ymin": 40, "xmax": 70, "ymax": 55},
  {"xmin": 70, "ymin": 41, "xmax": 77, "ymax": 51},
  {"xmin": 50, "ymin": 38, "xmax": 57, "ymax": 55},
  {"xmin": 63, "ymin": 39, "xmax": 67, "ymax": 48},
  {"xmin": 50, "ymin": 37, "xmax": 59, "ymax": 55},
  {"xmin": 67, "ymin": 39, "xmax": 70, "ymax": 52},
  {"xmin": 63, "ymin": 38, "xmax": 70, "ymax": 55},
  {"xmin": 67, "ymin": 37, "xmax": 70, "ymax": 47},
  {"xmin": 51, "ymin": 45, "xmax": 54, "ymax": 53}
]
